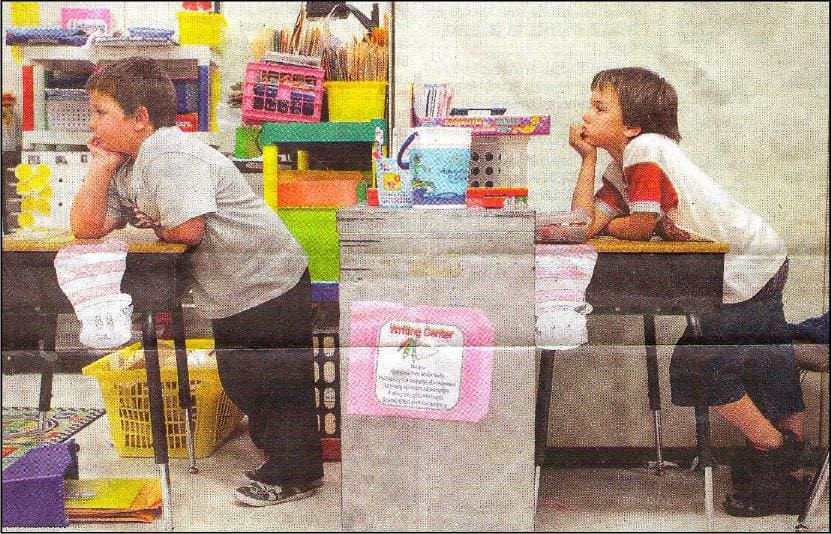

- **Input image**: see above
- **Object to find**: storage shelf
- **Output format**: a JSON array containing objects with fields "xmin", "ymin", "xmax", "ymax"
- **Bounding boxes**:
[
  {"xmin": 22, "ymin": 44, "xmax": 211, "ymax": 65},
  {"xmin": 260, "ymin": 119, "xmax": 387, "ymax": 144},
  {"xmin": 22, "ymin": 130, "xmax": 221, "ymax": 149}
]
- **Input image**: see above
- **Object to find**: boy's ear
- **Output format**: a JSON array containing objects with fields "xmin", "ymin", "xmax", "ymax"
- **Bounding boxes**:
[
  {"xmin": 131, "ymin": 106, "xmax": 151, "ymax": 130},
  {"xmin": 623, "ymin": 125, "xmax": 641, "ymax": 139}
]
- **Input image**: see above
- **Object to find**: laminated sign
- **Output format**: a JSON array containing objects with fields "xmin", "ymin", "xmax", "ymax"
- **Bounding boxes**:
[{"xmin": 347, "ymin": 301, "xmax": 495, "ymax": 422}]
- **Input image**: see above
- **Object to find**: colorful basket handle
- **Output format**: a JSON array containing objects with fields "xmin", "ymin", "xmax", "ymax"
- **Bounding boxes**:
[{"xmin": 396, "ymin": 131, "xmax": 418, "ymax": 170}]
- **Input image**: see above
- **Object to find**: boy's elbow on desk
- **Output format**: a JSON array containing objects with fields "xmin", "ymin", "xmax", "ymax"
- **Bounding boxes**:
[{"xmin": 606, "ymin": 213, "xmax": 659, "ymax": 241}]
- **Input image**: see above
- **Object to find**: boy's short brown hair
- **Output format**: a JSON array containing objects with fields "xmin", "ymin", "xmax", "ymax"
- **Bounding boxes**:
[
  {"xmin": 592, "ymin": 67, "xmax": 681, "ymax": 142},
  {"xmin": 85, "ymin": 56, "xmax": 177, "ymax": 128}
]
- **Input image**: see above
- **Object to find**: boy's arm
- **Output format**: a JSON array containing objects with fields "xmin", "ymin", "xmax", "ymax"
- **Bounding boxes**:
[
  {"xmin": 605, "ymin": 212, "xmax": 659, "ymax": 241},
  {"xmin": 569, "ymin": 124, "xmax": 612, "ymax": 237},
  {"xmin": 70, "ymin": 143, "xmax": 126, "ymax": 238},
  {"xmin": 153, "ymin": 216, "xmax": 205, "ymax": 246}
]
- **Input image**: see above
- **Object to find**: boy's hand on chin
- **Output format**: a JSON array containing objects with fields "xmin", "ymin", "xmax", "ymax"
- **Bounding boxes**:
[
  {"xmin": 569, "ymin": 123, "xmax": 596, "ymax": 160},
  {"xmin": 87, "ymin": 137, "xmax": 128, "ymax": 171}
]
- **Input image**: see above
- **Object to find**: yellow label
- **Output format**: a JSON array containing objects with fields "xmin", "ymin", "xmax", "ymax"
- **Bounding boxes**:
[
  {"xmin": 34, "ymin": 163, "xmax": 51, "ymax": 180},
  {"xmin": 18, "ymin": 212, "xmax": 34, "ymax": 227},
  {"xmin": 14, "ymin": 163, "xmax": 32, "ymax": 181},
  {"xmin": 35, "ymin": 197, "xmax": 51, "ymax": 214}
]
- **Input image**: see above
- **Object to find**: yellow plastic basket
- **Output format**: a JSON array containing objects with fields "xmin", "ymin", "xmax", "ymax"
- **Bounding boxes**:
[
  {"xmin": 324, "ymin": 81, "xmax": 387, "ymax": 122},
  {"xmin": 176, "ymin": 11, "xmax": 227, "ymax": 47},
  {"xmin": 82, "ymin": 338, "xmax": 243, "ymax": 459}
]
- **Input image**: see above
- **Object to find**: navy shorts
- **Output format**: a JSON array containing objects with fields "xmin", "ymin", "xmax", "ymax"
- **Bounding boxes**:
[{"xmin": 669, "ymin": 262, "xmax": 805, "ymax": 421}]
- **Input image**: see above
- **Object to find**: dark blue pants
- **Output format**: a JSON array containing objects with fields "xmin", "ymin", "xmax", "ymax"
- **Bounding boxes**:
[
  {"xmin": 212, "ymin": 269, "xmax": 323, "ymax": 485},
  {"xmin": 670, "ymin": 264, "xmax": 804, "ymax": 421}
]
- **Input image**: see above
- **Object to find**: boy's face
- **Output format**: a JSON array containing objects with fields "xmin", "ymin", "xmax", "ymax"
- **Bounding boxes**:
[
  {"xmin": 581, "ymin": 85, "xmax": 639, "ymax": 152},
  {"xmin": 88, "ymin": 90, "xmax": 145, "ymax": 157}
]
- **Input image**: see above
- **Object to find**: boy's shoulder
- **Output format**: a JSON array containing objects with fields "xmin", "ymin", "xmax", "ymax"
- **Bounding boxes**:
[
  {"xmin": 140, "ymin": 128, "xmax": 226, "ymax": 165},
  {"xmin": 629, "ymin": 133, "xmax": 676, "ymax": 150},
  {"xmin": 624, "ymin": 133, "xmax": 684, "ymax": 165}
]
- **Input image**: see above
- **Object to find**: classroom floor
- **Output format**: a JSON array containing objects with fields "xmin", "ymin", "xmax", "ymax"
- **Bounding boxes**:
[{"xmin": 3, "ymin": 371, "xmax": 827, "ymax": 532}]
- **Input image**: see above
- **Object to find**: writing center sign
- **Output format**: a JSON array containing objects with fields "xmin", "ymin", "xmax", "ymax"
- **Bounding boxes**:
[
  {"xmin": 347, "ymin": 301, "xmax": 495, "ymax": 422},
  {"xmin": 375, "ymin": 320, "xmax": 464, "ymax": 411}
]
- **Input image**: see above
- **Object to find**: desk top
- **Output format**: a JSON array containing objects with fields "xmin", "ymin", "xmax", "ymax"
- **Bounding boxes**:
[
  {"xmin": 1, "ymin": 229, "xmax": 187, "ymax": 254},
  {"xmin": 588, "ymin": 237, "xmax": 729, "ymax": 254}
]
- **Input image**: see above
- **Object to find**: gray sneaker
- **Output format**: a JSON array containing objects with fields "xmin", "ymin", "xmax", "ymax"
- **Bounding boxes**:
[
  {"xmin": 243, "ymin": 463, "xmax": 324, "ymax": 489},
  {"xmin": 233, "ymin": 480, "xmax": 319, "ymax": 507}
]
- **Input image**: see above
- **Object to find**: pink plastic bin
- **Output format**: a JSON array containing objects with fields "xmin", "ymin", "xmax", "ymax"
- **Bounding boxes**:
[{"xmin": 241, "ymin": 61, "xmax": 324, "ymax": 125}]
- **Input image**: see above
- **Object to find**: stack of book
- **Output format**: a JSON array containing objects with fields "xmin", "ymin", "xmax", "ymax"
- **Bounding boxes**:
[{"xmin": 412, "ymin": 83, "xmax": 454, "ymax": 125}]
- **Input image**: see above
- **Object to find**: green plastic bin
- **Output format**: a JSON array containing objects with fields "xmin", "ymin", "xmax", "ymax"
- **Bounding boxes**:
[{"xmin": 278, "ymin": 207, "xmax": 339, "ymax": 282}]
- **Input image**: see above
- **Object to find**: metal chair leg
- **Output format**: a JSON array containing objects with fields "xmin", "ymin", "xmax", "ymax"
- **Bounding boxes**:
[
  {"xmin": 695, "ymin": 403, "xmax": 714, "ymax": 520},
  {"xmin": 795, "ymin": 451, "xmax": 829, "ymax": 531},
  {"xmin": 643, "ymin": 314, "xmax": 677, "ymax": 474}
]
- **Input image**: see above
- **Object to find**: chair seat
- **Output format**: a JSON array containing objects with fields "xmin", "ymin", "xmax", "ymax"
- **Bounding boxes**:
[{"xmin": 793, "ymin": 342, "xmax": 829, "ymax": 373}]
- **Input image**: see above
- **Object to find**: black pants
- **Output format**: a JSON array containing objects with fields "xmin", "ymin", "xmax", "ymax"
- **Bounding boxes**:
[{"xmin": 212, "ymin": 269, "xmax": 323, "ymax": 484}]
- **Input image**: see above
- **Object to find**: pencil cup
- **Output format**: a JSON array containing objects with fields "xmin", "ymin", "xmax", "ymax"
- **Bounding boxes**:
[{"xmin": 376, "ymin": 157, "xmax": 412, "ymax": 208}]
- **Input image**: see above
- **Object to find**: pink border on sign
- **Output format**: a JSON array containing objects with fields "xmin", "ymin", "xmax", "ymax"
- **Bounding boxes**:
[{"xmin": 346, "ymin": 301, "xmax": 495, "ymax": 422}]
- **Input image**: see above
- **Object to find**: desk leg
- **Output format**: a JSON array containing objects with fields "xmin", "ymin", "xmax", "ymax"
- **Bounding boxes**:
[
  {"xmin": 535, "ymin": 349, "xmax": 556, "ymax": 467},
  {"xmin": 37, "ymin": 312, "xmax": 58, "ymax": 434},
  {"xmin": 687, "ymin": 313, "xmax": 714, "ymax": 521},
  {"xmin": 171, "ymin": 304, "xmax": 198, "ymax": 474},
  {"xmin": 643, "ymin": 314, "xmax": 666, "ymax": 476},
  {"xmin": 142, "ymin": 312, "xmax": 174, "ymax": 531},
  {"xmin": 534, "ymin": 349, "xmax": 556, "ymax": 514}
]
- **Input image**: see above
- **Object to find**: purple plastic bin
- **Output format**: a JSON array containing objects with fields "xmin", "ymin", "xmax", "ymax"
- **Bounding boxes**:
[
  {"xmin": 1, "ymin": 439, "xmax": 78, "ymax": 527},
  {"xmin": 311, "ymin": 282, "xmax": 339, "ymax": 303}
]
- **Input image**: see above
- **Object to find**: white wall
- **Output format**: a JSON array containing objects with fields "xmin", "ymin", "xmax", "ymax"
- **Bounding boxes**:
[{"xmin": 394, "ymin": 1, "xmax": 830, "ymax": 321}]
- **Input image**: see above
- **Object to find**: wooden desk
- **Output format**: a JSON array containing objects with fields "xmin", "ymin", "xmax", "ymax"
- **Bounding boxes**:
[
  {"xmin": 2, "ymin": 229, "xmax": 192, "ymax": 531},
  {"xmin": 534, "ymin": 237, "xmax": 728, "ymax": 518}
]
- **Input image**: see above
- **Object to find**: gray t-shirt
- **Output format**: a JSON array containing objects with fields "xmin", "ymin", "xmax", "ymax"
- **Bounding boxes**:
[{"xmin": 106, "ymin": 127, "xmax": 308, "ymax": 319}]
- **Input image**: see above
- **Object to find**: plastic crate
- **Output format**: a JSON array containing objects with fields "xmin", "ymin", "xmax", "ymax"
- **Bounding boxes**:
[
  {"xmin": 468, "ymin": 135, "xmax": 529, "ymax": 187},
  {"xmin": 45, "ymin": 89, "xmax": 90, "ymax": 131},
  {"xmin": 241, "ymin": 61, "xmax": 324, "ymax": 125},
  {"xmin": 81, "ymin": 338, "xmax": 243, "ymax": 459}
]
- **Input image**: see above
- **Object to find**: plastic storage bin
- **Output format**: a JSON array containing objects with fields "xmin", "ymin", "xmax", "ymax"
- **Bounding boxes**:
[
  {"xmin": 277, "ymin": 208, "xmax": 339, "ymax": 282},
  {"xmin": 1, "ymin": 440, "xmax": 78, "ymax": 528},
  {"xmin": 45, "ymin": 89, "xmax": 90, "ymax": 131},
  {"xmin": 176, "ymin": 11, "xmax": 226, "ymax": 46},
  {"xmin": 82, "ymin": 339, "xmax": 243, "ymax": 458},
  {"xmin": 324, "ymin": 80, "xmax": 387, "ymax": 122},
  {"xmin": 276, "ymin": 170, "xmax": 362, "ymax": 208},
  {"xmin": 241, "ymin": 61, "xmax": 324, "ymax": 124}
]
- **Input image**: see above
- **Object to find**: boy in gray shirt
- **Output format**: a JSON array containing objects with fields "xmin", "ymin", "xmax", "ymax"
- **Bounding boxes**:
[{"xmin": 71, "ymin": 57, "xmax": 323, "ymax": 506}]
